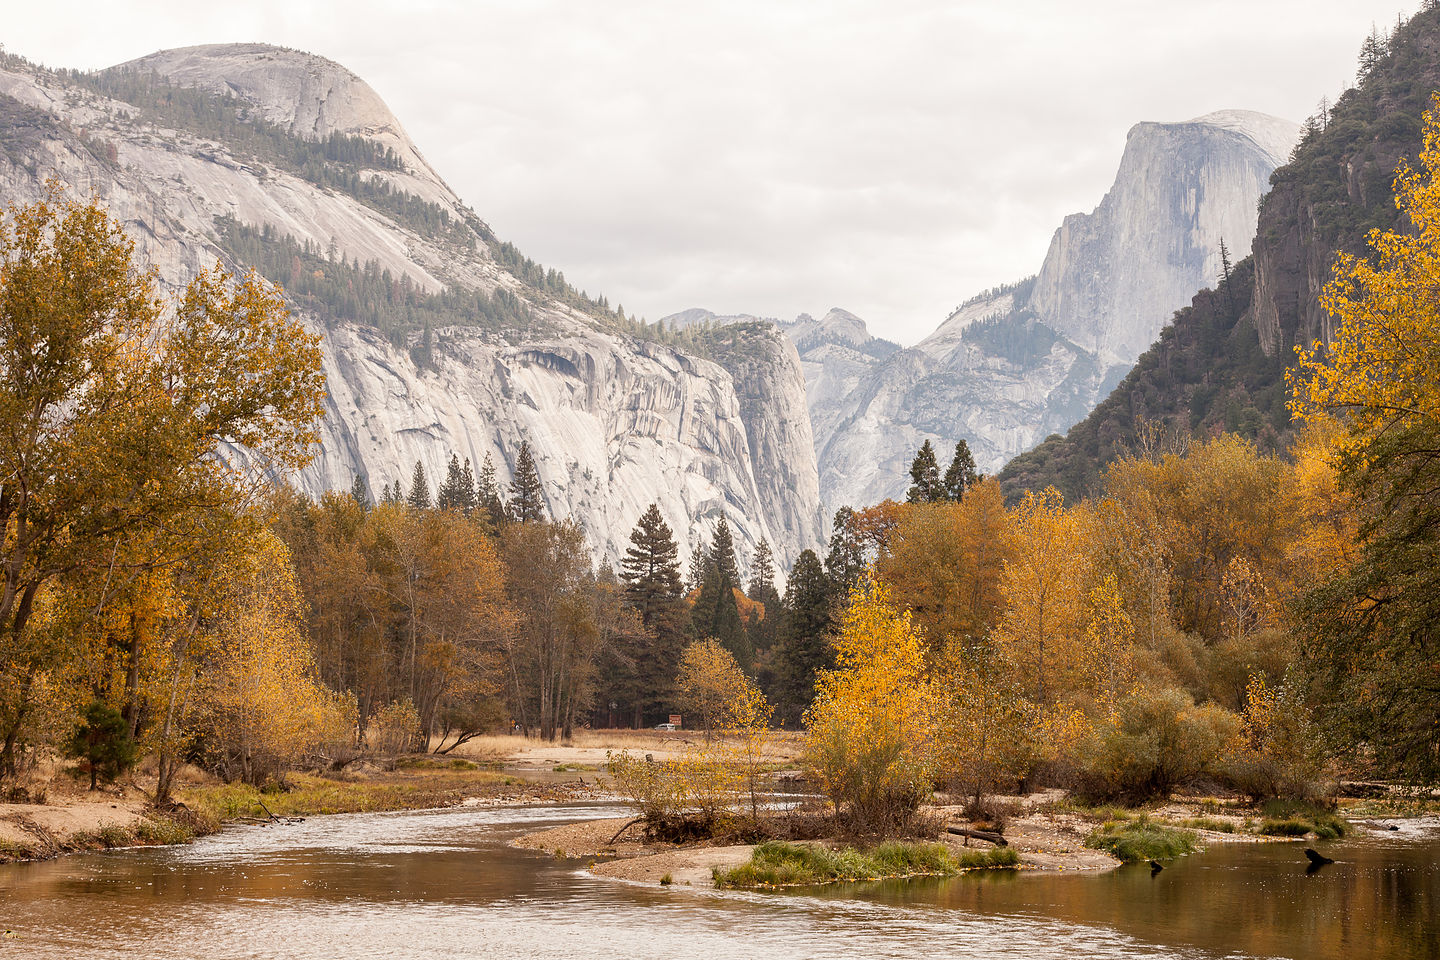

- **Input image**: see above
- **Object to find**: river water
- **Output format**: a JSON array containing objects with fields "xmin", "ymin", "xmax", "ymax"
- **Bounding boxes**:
[{"xmin": 0, "ymin": 802, "xmax": 1433, "ymax": 959}]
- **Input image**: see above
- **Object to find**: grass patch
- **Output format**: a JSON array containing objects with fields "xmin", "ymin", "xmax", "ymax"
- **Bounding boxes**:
[
  {"xmin": 1175, "ymin": 817, "xmax": 1237, "ymax": 833},
  {"xmin": 1043, "ymin": 798, "xmax": 1140, "ymax": 823},
  {"xmin": 956, "ymin": 846, "xmax": 1021, "ymax": 869},
  {"xmin": 395, "ymin": 757, "xmax": 479, "ymax": 771},
  {"xmin": 182, "ymin": 769, "xmax": 515, "ymax": 822},
  {"xmin": 713, "ymin": 840, "xmax": 1016, "ymax": 889},
  {"xmin": 1085, "ymin": 817, "xmax": 1200, "ymax": 863},
  {"xmin": 1256, "ymin": 801, "xmax": 1348, "ymax": 840}
]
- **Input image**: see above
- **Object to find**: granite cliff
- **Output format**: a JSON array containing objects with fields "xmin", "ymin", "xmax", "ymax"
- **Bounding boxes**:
[{"xmin": 0, "ymin": 43, "xmax": 823, "ymax": 574}]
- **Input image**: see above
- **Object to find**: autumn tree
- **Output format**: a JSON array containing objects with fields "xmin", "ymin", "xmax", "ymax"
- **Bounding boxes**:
[
  {"xmin": 0, "ymin": 188, "xmax": 325, "ymax": 776},
  {"xmin": 501, "ymin": 521, "xmax": 603, "ymax": 740},
  {"xmin": 805, "ymin": 579, "xmax": 935, "ymax": 834},
  {"xmin": 1289, "ymin": 97, "xmax": 1440, "ymax": 780},
  {"xmin": 676, "ymin": 638, "xmax": 752, "ymax": 736},
  {"xmin": 874, "ymin": 480, "xmax": 1012, "ymax": 649},
  {"xmin": 991, "ymin": 488, "xmax": 1092, "ymax": 707},
  {"xmin": 197, "ymin": 533, "xmax": 355, "ymax": 786}
]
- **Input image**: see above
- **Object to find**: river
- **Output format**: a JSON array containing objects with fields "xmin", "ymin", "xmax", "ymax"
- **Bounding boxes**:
[{"xmin": 0, "ymin": 802, "xmax": 1433, "ymax": 959}]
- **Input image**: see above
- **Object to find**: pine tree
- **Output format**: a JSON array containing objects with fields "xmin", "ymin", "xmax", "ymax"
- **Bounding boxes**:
[
  {"xmin": 477, "ymin": 453, "xmax": 507, "ymax": 526},
  {"xmin": 709, "ymin": 516, "xmax": 740, "ymax": 586},
  {"xmin": 773, "ymin": 549, "xmax": 836, "ymax": 725},
  {"xmin": 407, "ymin": 460, "xmax": 432, "ymax": 510},
  {"xmin": 458, "ymin": 457, "xmax": 477, "ymax": 514},
  {"xmin": 748, "ymin": 538, "xmax": 781, "ymax": 609},
  {"xmin": 350, "ymin": 472, "xmax": 369, "ymax": 509},
  {"xmin": 437, "ymin": 453, "xmax": 467, "ymax": 511},
  {"xmin": 907, "ymin": 440, "xmax": 942, "ymax": 503},
  {"xmin": 508, "ymin": 440, "xmax": 546, "ymax": 523},
  {"xmin": 942, "ymin": 440, "xmax": 980, "ymax": 502},
  {"xmin": 825, "ymin": 507, "xmax": 866, "ymax": 592},
  {"xmin": 686, "ymin": 532, "xmax": 708, "ymax": 593},
  {"xmin": 620, "ymin": 504, "xmax": 684, "ymax": 623}
]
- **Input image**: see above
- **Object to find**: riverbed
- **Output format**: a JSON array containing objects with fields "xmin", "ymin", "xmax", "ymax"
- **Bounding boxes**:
[{"xmin": 0, "ymin": 802, "xmax": 1433, "ymax": 959}]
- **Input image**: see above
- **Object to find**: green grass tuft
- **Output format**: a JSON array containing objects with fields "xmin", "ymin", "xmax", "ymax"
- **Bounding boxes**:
[
  {"xmin": 1176, "ymin": 817, "xmax": 1237, "ymax": 833},
  {"xmin": 1085, "ymin": 816, "xmax": 1200, "ymax": 863},
  {"xmin": 714, "ymin": 839, "xmax": 1017, "ymax": 889},
  {"xmin": 1255, "ymin": 801, "xmax": 1348, "ymax": 840}
]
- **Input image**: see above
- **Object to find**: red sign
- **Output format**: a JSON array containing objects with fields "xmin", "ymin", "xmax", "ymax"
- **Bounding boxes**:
[{"xmin": 669, "ymin": 715, "xmax": 682, "ymax": 726}]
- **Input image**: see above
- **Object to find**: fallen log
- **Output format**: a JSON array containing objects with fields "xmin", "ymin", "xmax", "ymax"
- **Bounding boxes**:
[
  {"xmin": 946, "ymin": 826, "xmax": 1008, "ymax": 847},
  {"xmin": 607, "ymin": 817, "xmax": 645, "ymax": 845}
]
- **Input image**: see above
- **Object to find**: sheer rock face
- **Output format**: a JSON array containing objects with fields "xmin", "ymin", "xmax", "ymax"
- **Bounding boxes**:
[
  {"xmin": 0, "ymin": 44, "xmax": 822, "ymax": 573},
  {"xmin": 778, "ymin": 111, "xmax": 1297, "ymax": 513}
]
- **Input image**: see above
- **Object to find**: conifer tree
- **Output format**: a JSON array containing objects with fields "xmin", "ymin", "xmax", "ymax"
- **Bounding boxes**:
[
  {"xmin": 686, "ymin": 532, "xmax": 708, "ymax": 593},
  {"xmin": 942, "ymin": 440, "xmax": 980, "ymax": 502},
  {"xmin": 477, "ymin": 454, "xmax": 507, "ymax": 526},
  {"xmin": 621, "ymin": 504, "xmax": 684, "ymax": 623},
  {"xmin": 350, "ymin": 473, "xmax": 369, "ymax": 509},
  {"xmin": 459, "ymin": 457, "xmax": 477, "ymax": 514},
  {"xmin": 709, "ymin": 516, "xmax": 740, "ymax": 586},
  {"xmin": 613, "ymin": 506, "xmax": 691, "ymax": 725},
  {"xmin": 907, "ymin": 440, "xmax": 942, "ymax": 503},
  {"xmin": 773, "ymin": 549, "xmax": 836, "ymax": 725},
  {"xmin": 748, "ymin": 538, "xmax": 781, "ymax": 609},
  {"xmin": 407, "ymin": 460, "xmax": 432, "ymax": 510},
  {"xmin": 825, "ymin": 507, "xmax": 866, "ymax": 592},
  {"xmin": 508, "ymin": 441, "xmax": 546, "ymax": 523},
  {"xmin": 437, "ymin": 453, "xmax": 467, "ymax": 511}
]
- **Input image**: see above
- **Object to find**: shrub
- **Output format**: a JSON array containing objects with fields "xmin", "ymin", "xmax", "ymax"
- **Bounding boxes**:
[
  {"xmin": 1220, "ymin": 674, "xmax": 1326, "ymax": 801},
  {"xmin": 1072, "ymin": 687, "xmax": 1238, "ymax": 803},
  {"xmin": 367, "ymin": 699, "xmax": 422, "ymax": 756},
  {"xmin": 1085, "ymin": 817, "xmax": 1200, "ymax": 862},
  {"xmin": 607, "ymin": 749, "xmax": 741, "ymax": 841},
  {"xmin": 1255, "ymin": 800, "xmax": 1347, "ymax": 840},
  {"xmin": 804, "ymin": 581, "xmax": 935, "ymax": 836}
]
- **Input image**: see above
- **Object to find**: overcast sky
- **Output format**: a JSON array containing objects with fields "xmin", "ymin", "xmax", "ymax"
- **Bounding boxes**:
[{"xmin": 4, "ymin": 1, "xmax": 1418, "ymax": 343}]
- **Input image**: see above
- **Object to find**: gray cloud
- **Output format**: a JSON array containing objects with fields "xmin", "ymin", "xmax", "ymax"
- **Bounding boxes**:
[{"xmin": 4, "ymin": 0, "xmax": 1415, "ymax": 342}]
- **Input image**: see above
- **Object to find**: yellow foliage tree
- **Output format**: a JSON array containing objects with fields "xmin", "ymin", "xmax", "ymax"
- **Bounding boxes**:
[
  {"xmin": 804, "ymin": 578, "xmax": 935, "ymax": 834},
  {"xmin": 992, "ymin": 488, "xmax": 1092, "ymax": 707},
  {"xmin": 874, "ymin": 479, "xmax": 1013, "ymax": 649},
  {"xmin": 199, "ymin": 532, "xmax": 355, "ymax": 786}
]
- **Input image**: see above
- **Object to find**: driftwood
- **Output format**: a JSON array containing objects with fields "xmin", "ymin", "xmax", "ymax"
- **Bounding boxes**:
[
  {"xmin": 946, "ymin": 825, "xmax": 1008, "ymax": 847},
  {"xmin": 1305, "ymin": 848, "xmax": 1334, "ymax": 866},
  {"xmin": 607, "ymin": 817, "xmax": 645, "ymax": 845}
]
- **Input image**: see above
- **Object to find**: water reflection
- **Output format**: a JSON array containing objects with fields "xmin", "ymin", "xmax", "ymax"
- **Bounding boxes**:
[{"xmin": 0, "ymin": 804, "xmax": 1433, "ymax": 959}]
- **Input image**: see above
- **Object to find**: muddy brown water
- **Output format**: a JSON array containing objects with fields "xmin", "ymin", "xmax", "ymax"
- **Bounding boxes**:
[{"xmin": 0, "ymin": 803, "xmax": 1433, "ymax": 959}]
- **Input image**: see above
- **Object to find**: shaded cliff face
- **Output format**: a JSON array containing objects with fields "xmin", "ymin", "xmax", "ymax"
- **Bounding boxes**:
[
  {"xmin": 0, "ymin": 44, "xmax": 823, "ymax": 574},
  {"xmin": 776, "ymin": 112, "xmax": 1295, "ymax": 513},
  {"xmin": 1251, "ymin": 9, "xmax": 1440, "ymax": 359}
]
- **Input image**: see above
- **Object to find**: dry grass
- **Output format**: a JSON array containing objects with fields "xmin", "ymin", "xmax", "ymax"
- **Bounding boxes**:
[
  {"xmin": 181, "ymin": 768, "xmax": 522, "ymax": 821},
  {"xmin": 442, "ymin": 728, "xmax": 805, "ymax": 765}
]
